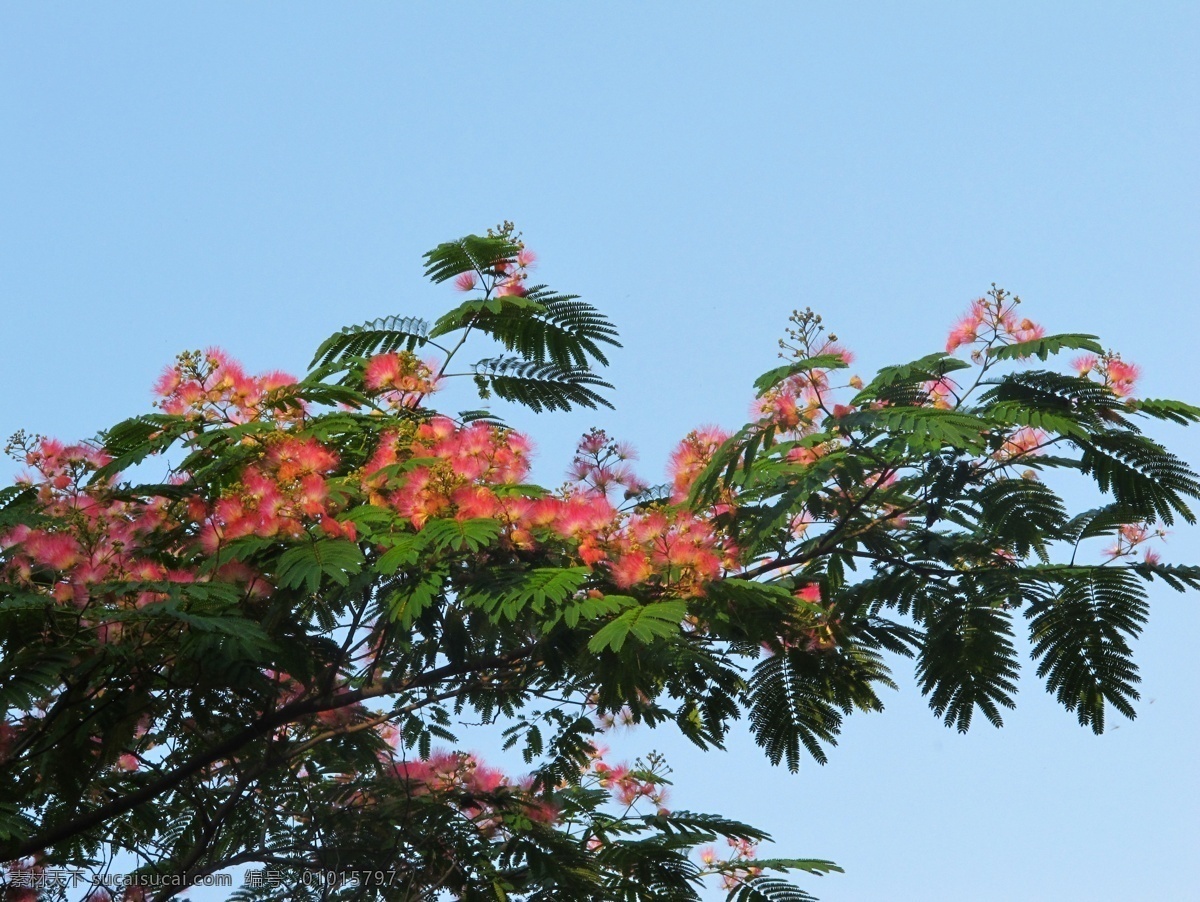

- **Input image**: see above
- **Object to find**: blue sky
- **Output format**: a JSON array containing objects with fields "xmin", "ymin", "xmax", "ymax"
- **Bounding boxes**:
[{"xmin": 2, "ymin": 4, "xmax": 1197, "ymax": 899}]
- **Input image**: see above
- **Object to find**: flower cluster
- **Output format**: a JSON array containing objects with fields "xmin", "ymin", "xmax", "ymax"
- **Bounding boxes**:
[
  {"xmin": 1072, "ymin": 352, "xmax": 1141, "ymax": 399},
  {"xmin": 154, "ymin": 348, "xmax": 298, "ymax": 424},
  {"xmin": 452, "ymin": 243, "xmax": 536, "ymax": 298},
  {"xmin": 945, "ymin": 287, "xmax": 1045, "ymax": 356},
  {"xmin": 569, "ymin": 428, "xmax": 646, "ymax": 500},
  {"xmin": 1, "ymin": 436, "xmax": 195, "ymax": 611},
  {"xmin": 697, "ymin": 837, "xmax": 763, "ymax": 890},
  {"xmin": 582, "ymin": 746, "xmax": 671, "ymax": 815},
  {"xmin": 924, "ymin": 375, "xmax": 959, "ymax": 410},
  {"xmin": 199, "ymin": 434, "xmax": 348, "ymax": 552},
  {"xmin": 385, "ymin": 749, "xmax": 559, "ymax": 829},
  {"xmin": 360, "ymin": 416, "xmax": 535, "ymax": 533},
  {"xmin": 994, "ymin": 426, "xmax": 1049, "ymax": 462},
  {"xmin": 755, "ymin": 308, "xmax": 856, "ymax": 436},
  {"xmin": 667, "ymin": 427, "xmax": 730, "ymax": 504},
  {"xmin": 358, "ymin": 422, "xmax": 736, "ymax": 594},
  {"xmin": 1103, "ymin": 521, "xmax": 1165, "ymax": 564},
  {"xmin": 362, "ymin": 351, "xmax": 441, "ymax": 408}
]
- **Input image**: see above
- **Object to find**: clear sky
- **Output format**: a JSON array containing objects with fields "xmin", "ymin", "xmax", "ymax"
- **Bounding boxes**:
[{"xmin": 2, "ymin": 3, "xmax": 1198, "ymax": 900}]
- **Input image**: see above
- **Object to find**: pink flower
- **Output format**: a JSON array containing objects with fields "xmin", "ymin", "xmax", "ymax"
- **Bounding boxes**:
[
  {"xmin": 946, "ymin": 313, "xmax": 981, "ymax": 353},
  {"xmin": 454, "ymin": 271, "xmax": 477, "ymax": 291},
  {"xmin": 1011, "ymin": 318, "xmax": 1045, "ymax": 344},
  {"xmin": 1107, "ymin": 359, "xmax": 1140, "ymax": 397},
  {"xmin": 996, "ymin": 427, "xmax": 1047, "ymax": 461},
  {"xmin": 494, "ymin": 276, "xmax": 527, "ymax": 297},
  {"xmin": 668, "ymin": 426, "xmax": 730, "ymax": 502},
  {"xmin": 611, "ymin": 552, "xmax": 652, "ymax": 588},
  {"xmin": 21, "ymin": 530, "xmax": 82, "ymax": 571},
  {"xmin": 925, "ymin": 377, "xmax": 957, "ymax": 409},
  {"xmin": 796, "ymin": 584, "xmax": 822, "ymax": 603}
]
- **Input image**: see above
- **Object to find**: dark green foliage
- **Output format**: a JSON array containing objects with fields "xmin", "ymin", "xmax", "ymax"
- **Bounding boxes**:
[
  {"xmin": 309, "ymin": 315, "xmax": 431, "ymax": 369},
  {"xmin": 854, "ymin": 351, "xmax": 971, "ymax": 401},
  {"xmin": 728, "ymin": 878, "xmax": 821, "ymax": 902},
  {"xmin": 917, "ymin": 588, "xmax": 1020, "ymax": 732},
  {"xmin": 588, "ymin": 600, "xmax": 687, "ymax": 653},
  {"xmin": 985, "ymin": 332, "xmax": 1102, "ymax": 362},
  {"xmin": 472, "ymin": 356, "xmax": 615, "ymax": 411},
  {"xmin": 753, "ymin": 354, "xmax": 849, "ymax": 397},
  {"xmin": 748, "ymin": 646, "xmax": 888, "ymax": 769},
  {"xmin": 423, "ymin": 233, "xmax": 523, "ymax": 284},
  {"xmin": 973, "ymin": 479, "xmax": 1067, "ymax": 559},
  {"xmin": 1027, "ymin": 570, "xmax": 1147, "ymax": 733},
  {"xmin": 469, "ymin": 284, "xmax": 621, "ymax": 369},
  {"xmin": 1075, "ymin": 430, "xmax": 1198, "ymax": 525},
  {"xmin": 3, "ymin": 238, "xmax": 1197, "ymax": 902}
]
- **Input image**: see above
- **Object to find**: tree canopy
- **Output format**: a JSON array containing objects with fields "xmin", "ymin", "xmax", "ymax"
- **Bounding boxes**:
[{"xmin": 3, "ymin": 226, "xmax": 1198, "ymax": 901}]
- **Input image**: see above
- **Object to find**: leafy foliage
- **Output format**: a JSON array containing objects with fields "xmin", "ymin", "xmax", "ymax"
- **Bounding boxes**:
[
  {"xmin": 309, "ymin": 314, "xmax": 431, "ymax": 369},
  {"xmin": 472, "ymin": 355, "xmax": 615, "ymax": 412},
  {"xmin": 1, "ymin": 241, "xmax": 1197, "ymax": 902}
]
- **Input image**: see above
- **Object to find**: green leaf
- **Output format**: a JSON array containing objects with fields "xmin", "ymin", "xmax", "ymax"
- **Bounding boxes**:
[
  {"xmin": 727, "ymin": 876, "xmax": 821, "ymax": 902},
  {"xmin": 1027, "ymin": 569, "xmax": 1146, "ymax": 734},
  {"xmin": 854, "ymin": 352, "xmax": 971, "ymax": 402},
  {"xmin": 985, "ymin": 401, "xmax": 1088, "ymax": 439},
  {"xmin": 377, "ymin": 533, "xmax": 429, "ymax": 574},
  {"xmin": 0, "ymin": 647, "xmax": 73, "ymax": 711},
  {"xmin": 587, "ymin": 600, "xmax": 686, "ymax": 653},
  {"xmin": 463, "ymin": 284, "xmax": 621, "ymax": 370},
  {"xmin": 1128, "ymin": 398, "xmax": 1200, "ymax": 425},
  {"xmin": 916, "ymin": 590, "xmax": 1019, "ymax": 732},
  {"xmin": 753, "ymin": 354, "xmax": 850, "ymax": 397},
  {"xmin": 747, "ymin": 653, "xmax": 842, "ymax": 769},
  {"xmin": 0, "ymin": 802, "xmax": 38, "ymax": 843},
  {"xmin": 986, "ymin": 333, "xmax": 1103, "ymax": 362},
  {"xmin": 1076, "ymin": 430, "xmax": 1200, "ymax": 525},
  {"xmin": 276, "ymin": 539, "xmax": 365, "ymax": 593},
  {"xmin": 95, "ymin": 414, "xmax": 193, "ymax": 481},
  {"xmin": 423, "ymin": 234, "xmax": 523, "ymax": 284},
  {"xmin": 420, "ymin": 518, "xmax": 503, "ymax": 553},
  {"xmin": 267, "ymin": 380, "xmax": 369, "ymax": 411},
  {"xmin": 834, "ymin": 407, "xmax": 989, "ymax": 454},
  {"xmin": 466, "ymin": 566, "xmax": 592, "ymax": 622},
  {"xmin": 974, "ymin": 479, "xmax": 1068, "ymax": 556},
  {"xmin": 471, "ymin": 356, "xmax": 614, "ymax": 412},
  {"xmin": 308, "ymin": 315, "xmax": 430, "ymax": 369},
  {"xmin": 1133, "ymin": 561, "xmax": 1200, "ymax": 592},
  {"xmin": 430, "ymin": 294, "xmax": 546, "ymax": 339},
  {"xmin": 386, "ymin": 571, "xmax": 445, "ymax": 627}
]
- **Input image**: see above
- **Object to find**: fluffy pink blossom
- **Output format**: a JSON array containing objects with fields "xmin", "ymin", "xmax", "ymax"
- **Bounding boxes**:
[{"xmin": 1107, "ymin": 359, "xmax": 1140, "ymax": 397}]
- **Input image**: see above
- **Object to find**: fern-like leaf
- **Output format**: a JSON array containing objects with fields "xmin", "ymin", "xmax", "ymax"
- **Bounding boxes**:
[
  {"xmin": 727, "ymin": 876, "xmax": 820, "ymax": 902},
  {"xmin": 309, "ymin": 315, "xmax": 430, "ymax": 369},
  {"xmin": 472, "ymin": 356, "xmax": 614, "ymax": 412},
  {"xmin": 472, "ymin": 284, "xmax": 621, "ymax": 370},
  {"xmin": 1076, "ymin": 430, "xmax": 1200, "ymax": 525},
  {"xmin": 853, "ymin": 352, "xmax": 971, "ymax": 403},
  {"xmin": 423, "ymin": 234, "xmax": 523, "ymax": 284},
  {"xmin": 916, "ymin": 591, "xmax": 1019, "ymax": 732},
  {"xmin": 1027, "ymin": 569, "xmax": 1146, "ymax": 733},
  {"xmin": 985, "ymin": 332, "xmax": 1102, "ymax": 362},
  {"xmin": 748, "ymin": 653, "xmax": 845, "ymax": 769}
]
